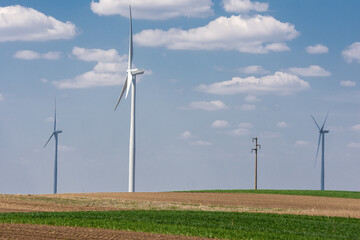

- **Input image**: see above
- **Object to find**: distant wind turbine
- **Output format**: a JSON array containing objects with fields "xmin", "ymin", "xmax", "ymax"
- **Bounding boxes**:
[
  {"xmin": 114, "ymin": 6, "xmax": 145, "ymax": 193},
  {"xmin": 44, "ymin": 101, "xmax": 62, "ymax": 194},
  {"xmin": 311, "ymin": 113, "xmax": 329, "ymax": 191}
]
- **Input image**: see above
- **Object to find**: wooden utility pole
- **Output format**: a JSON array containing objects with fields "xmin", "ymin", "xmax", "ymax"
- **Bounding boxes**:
[{"xmin": 251, "ymin": 137, "xmax": 261, "ymax": 190}]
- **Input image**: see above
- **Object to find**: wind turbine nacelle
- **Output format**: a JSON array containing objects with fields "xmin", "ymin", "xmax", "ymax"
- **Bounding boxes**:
[
  {"xmin": 322, "ymin": 130, "xmax": 329, "ymax": 133},
  {"xmin": 55, "ymin": 130, "xmax": 63, "ymax": 134},
  {"xmin": 129, "ymin": 68, "xmax": 145, "ymax": 75}
]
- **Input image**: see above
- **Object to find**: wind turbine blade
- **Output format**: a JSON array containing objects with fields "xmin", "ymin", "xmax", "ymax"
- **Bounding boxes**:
[
  {"xmin": 44, "ymin": 133, "xmax": 54, "ymax": 148},
  {"xmin": 314, "ymin": 133, "xmax": 321, "ymax": 167},
  {"xmin": 125, "ymin": 74, "xmax": 132, "ymax": 99},
  {"xmin": 114, "ymin": 76, "xmax": 128, "ymax": 111},
  {"xmin": 311, "ymin": 115, "xmax": 320, "ymax": 130},
  {"xmin": 54, "ymin": 99, "xmax": 57, "ymax": 131},
  {"xmin": 128, "ymin": 5, "xmax": 133, "ymax": 69},
  {"xmin": 321, "ymin": 111, "xmax": 329, "ymax": 131}
]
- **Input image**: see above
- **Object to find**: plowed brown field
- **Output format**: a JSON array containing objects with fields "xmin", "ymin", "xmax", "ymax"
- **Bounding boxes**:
[{"xmin": 0, "ymin": 192, "xmax": 359, "ymax": 239}]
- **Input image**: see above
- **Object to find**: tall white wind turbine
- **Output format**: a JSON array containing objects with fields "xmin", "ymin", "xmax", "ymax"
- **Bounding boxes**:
[
  {"xmin": 114, "ymin": 6, "xmax": 144, "ymax": 193},
  {"xmin": 311, "ymin": 113, "xmax": 329, "ymax": 191},
  {"xmin": 44, "ymin": 101, "xmax": 62, "ymax": 194}
]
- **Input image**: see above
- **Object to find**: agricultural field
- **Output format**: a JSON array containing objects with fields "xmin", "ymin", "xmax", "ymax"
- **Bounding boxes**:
[{"xmin": 0, "ymin": 191, "xmax": 359, "ymax": 239}]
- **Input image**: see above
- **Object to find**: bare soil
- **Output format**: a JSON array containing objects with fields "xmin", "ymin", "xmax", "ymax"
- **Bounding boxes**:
[{"xmin": 0, "ymin": 192, "xmax": 359, "ymax": 239}]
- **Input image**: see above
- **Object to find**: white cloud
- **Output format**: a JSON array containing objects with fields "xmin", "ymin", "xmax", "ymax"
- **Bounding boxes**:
[
  {"xmin": 197, "ymin": 72, "xmax": 309, "ymax": 95},
  {"xmin": 350, "ymin": 124, "xmax": 360, "ymax": 131},
  {"xmin": 42, "ymin": 51, "xmax": 61, "ymax": 60},
  {"xmin": 53, "ymin": 47, "xmax": 128, "ymax": 89},
  {"xmin": 94, "ymin": 62, "xmax": 123, "ymax": 73},
  {"xmin": 261, "ymin": 131, "xmax": 281, "ymax": 138},
  {"xmin": 0, "ymin": 5, "xmax": 76, "ymax": 42},
  {"xmin": 340, "ymin": 80, "xmax": 356, "ymax": 87},
  {"xmin": 240, "ymin": 104, "xmax": 256, "ymax": 111},
  {"xmin": 91, "ymin": 0, "xmax": 213, "ymax": 20},
  {"xmin": 288, "ymin": 65, "xmax": 331, "ymax": 77},
  {"xmin": 342, "ymin": 42, "xmax": 360, "ymax": 63},
  {"xmin": 238, "ymin": 122, "xmax": 253, "ymax": 128},
  {"xmin": 190, "ymin": 140, "xmax": 213, "ymax": 146},
  {"xmin": 227, "ymin": 128, "xmax": 251, "ymax": 136},
  {"xmin": 277, "ymin": 121, "xmax": 289, "ymax": 128},
  {"xmin": 222, "ymin": 0, "xmax": 268, "ymax": 13},
  {"xmin": 295, "ymin": 140, "xmax": 309, "ymax": 146},
  {"xmin": 53, "ymin": 71, "xmax": 124, "ymax": 89},
  {"xmin": 240, "ymin": 65, "xmax": 269, "ymax": 75},
  {"xmin": 212, "ymin": 120, "xmax": 229, "ymax": 128},
  {"xmin": 44, "ymin": 117, "xmax": 54, "ymax": 123},
  {"xmin": 306, "ymin": 44, "xmax": 329, "ymax": 54},
  {"xmin": 184, "ymin": 100, "xmax": 228, "ymax": 111},
  {"xmin": 245, "ymin": 95, "xmax": 261, "ymax": 103},
  {"xmin": 72, "ymin": 47, "xmax": 123, "ymax": 63},
  {"xmin": 14, "ymin": 50, "xmax": 61, "ymax": 60},
  {"xmin": 264, "ymin": 42, "xmax": 290, "ymax": 52},
  {"xmin": 0, "ymin": 94, "xmax": 3, "ymax": 102},
  {"xmin": 179, "ymin": 131, "xmax": 192, "ymax": 139},
  {"xmin": 134, "ymin": 15, "xmax": 299, "ymax": 54},
  {"xmin": 348, "ymin": 142, "xmax": 360, "ymax": 148}
]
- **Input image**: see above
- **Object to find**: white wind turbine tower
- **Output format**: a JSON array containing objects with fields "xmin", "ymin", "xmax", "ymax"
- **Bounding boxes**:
[
  {"xmin": 311, "ymin": 113, "xmax": 329, "ymax": 191},
  {"xmin": 114, "ymin": 6, "xmax": 144, "ymax": 193},
  {"xmin": 44, "ymin": 101, "xmax": 62, "ymax": 194}
]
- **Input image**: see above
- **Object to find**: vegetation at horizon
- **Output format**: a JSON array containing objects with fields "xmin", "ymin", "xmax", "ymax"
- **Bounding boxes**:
[{"xmin": 0, "ymin": 210, "xmax": 359, "ymax": 240}]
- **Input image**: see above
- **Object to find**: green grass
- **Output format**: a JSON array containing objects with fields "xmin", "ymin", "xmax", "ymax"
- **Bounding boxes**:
[
  {"xmin": 0, "ymin": 210, "xmax": 359, "ymax": 240},
  {"xmin": 181, "ymin": 189, "xmax": 360, "ymax": 199}
]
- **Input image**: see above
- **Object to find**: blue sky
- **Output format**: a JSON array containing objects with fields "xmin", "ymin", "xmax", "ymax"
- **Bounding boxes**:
[{"xmin": 0, "ymin": 0, "xmax": 359, "ymax": 194}]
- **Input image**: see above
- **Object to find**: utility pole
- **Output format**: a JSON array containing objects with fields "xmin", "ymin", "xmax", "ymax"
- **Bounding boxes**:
[{"xmin": 251, "ymin": 137, "xmax": 261, "ymax": 190}]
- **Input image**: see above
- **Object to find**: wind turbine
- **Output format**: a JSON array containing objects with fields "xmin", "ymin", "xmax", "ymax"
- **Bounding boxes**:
[
  {"xmin": 114, "ymin": 6, "xmax": 144, "ymax": 193},
  {"xmin": 44, "ymin": 101, "xmax": 62, "ymax": 194},
  {"xmin": 311, "ymin": 113, "xmax": 329, "ymax": 191}
]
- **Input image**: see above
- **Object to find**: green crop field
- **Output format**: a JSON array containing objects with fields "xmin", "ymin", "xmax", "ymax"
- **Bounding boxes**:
[
  {"xmin": 0, "ymin": 210, "xmax": 359, "ymax": 240},
  {"xmin": 182, "ymin": 189, "xmax": 360, "ymax": 199}
]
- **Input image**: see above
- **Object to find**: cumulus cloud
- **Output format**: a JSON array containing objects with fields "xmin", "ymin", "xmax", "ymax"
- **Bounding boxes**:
[
  {"xmin": 44, "ymin": 117, "xmax": 54, "ymax": 123},
  {"xmin": 190, "ymin": 140, "xmax": 213, "ymax": 146},
  {"xmin": 212, "ymin": 120, "xmax": 229, "ymax": 128},
  {"xmin": 53, "ymin": 47, "xmax": 128, "ymax": 89},
  {"xmin": 240, "ymin": 104, "xmax": 256, "ymax": 111},
  {"xmin": 72, "ymin": 47, "xmax": 122, "ymax": 63},
  {"xmin": 0, "ymin": 5, "xmax": 76, "ymax": 42},
  {"xmin": 350, "ymin": 124, "xmax": 360, "ymax": 131},
  {"xmin": 91, "ymin": 0, "xmax": 213, "ymax": 20},
  {"xmin": 261, "ymin": 131, "xmax": 281, "ymax": 138},
  {"xmin": 179, "ymin": 131, "xmax": 192, "ymax": 139},
  {"xmin": 306, "ymin": 44, "xmax": 329, "ymax": 54},
  {"xmin": 227, "ymin": 128, "xmax": 251, "ymax": 136},
  {"xmin": 295, "ymin": 140, "xmax": 309, "ymax": 146},
  {"xmin": 222, "ymin": 0, "xmax": 268, "ymax": 13},
  {"xmin": 184, "ymin": 100, "xmax": 228, "ymax": 111},
  {"xmin": 288, "ymin": 65, "xmax": 331, "ymax": 77},
  {"xmin": 197, "ymin": 72, "xmax": 309, "ymax": 95},
  {"xmin": 134, "ymin": 15, "xmax": 299, "ymax": 54},
  {"xmin": 342, "ymin": 42, "xmax": 360, "ymax": 63},
  {"xmin": 240, "ymin": 65, "xmax": 269, "ymax": 75},
  {"xmin": 348, "ymin": 142, "xmax": 360, "ymax": 148},
  {"xmin": 340, "ymin": 80, "xmax": 356, "ymax": 87},
  {"xmin": 245, "ymin": 95, "xmax": 261, "ymax": 103},
  {"xmin": 277, "ymin": 121, "xmax": 289, "ymax": 128},
  {"xmin": 14, "ymin": 50, "xmax": 61, "ymax": 60}
]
